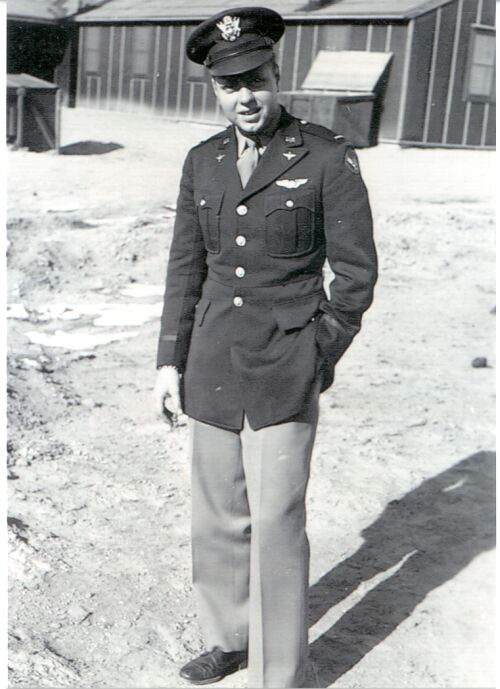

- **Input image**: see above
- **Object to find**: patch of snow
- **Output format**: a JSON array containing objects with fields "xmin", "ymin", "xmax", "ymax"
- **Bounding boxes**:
[
  {"xmin": 20, "ymin": 358, "xmax": 43, "ymax": 370},
  {"xmin": 120, "ymin": 284, "xmax": 164, "ymax": 298},
  {"xmin": 43, "ymin": 202, "xmax": 80, "ymax": 213},
  {"xmin": 32, "ymin": 301, "xmax": 162, "ymax": 326},
  {"xmin": 93, "ymin": 303, "xmax": 161, "ymax": 327},
  {"xmin": 25, "ymin": 329, "xmax": 138, "ymax": 350},
  {"xmin": 35, "ymin": 303, "xmax": 103, "ymax": 321},
  {"xmin": 7, "ymin": 304, "xmax": 30, "ymax": 320}
]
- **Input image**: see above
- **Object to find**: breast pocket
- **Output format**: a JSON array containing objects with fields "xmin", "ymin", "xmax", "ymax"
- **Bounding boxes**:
[
  {"xmin": 265, "ymin": 189, "xmax": 316, "ymax": 258},
  {"xmin": 195, "ymin": 192, "xmax": 224, "ymax": 254}
]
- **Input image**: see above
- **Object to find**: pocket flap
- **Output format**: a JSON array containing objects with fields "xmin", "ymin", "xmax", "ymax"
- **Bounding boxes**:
[
  {"xmin": 265, "ymin": 189, "xmax": 315, "ymax": 215},
  {"xmin": 273, "ymin": 295, "xmax": 321, "ymax": 332},
  {"xmin": 195, "ymin": 191, "xmax": 224, "ymax": 214}
]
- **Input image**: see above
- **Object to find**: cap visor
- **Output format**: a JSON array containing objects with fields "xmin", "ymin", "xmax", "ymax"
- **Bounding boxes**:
[{"xmin": 209, "ymin": 47, "xmax": 274, "ymax": 77}]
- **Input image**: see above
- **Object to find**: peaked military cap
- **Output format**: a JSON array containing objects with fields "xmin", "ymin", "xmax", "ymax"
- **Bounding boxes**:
[{"xmin": 186, "ymin": 6, "xmax": 285, "ymax": 76}]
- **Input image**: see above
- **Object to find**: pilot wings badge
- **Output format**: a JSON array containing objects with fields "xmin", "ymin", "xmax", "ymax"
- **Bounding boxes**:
[
  {"xmin": 276, "ymin": 179, "xmax": 308, "ymax": 189},
  {"xmin": 216, "ymin": 16, "xmax": 241, "ymax": 42}
]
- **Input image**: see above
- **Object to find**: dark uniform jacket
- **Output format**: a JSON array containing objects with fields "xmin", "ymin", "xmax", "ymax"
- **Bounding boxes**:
[{"xmin": 157, "ymin": 109, "xmax": 377, "ymax": 430}]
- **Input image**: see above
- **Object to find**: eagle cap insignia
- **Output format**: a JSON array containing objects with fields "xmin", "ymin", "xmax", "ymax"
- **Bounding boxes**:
[{"xmin": 216, "ymin": 15, "xmax": 241, "ymax": 42}]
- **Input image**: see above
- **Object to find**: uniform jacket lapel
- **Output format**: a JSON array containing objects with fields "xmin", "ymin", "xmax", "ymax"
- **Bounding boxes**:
[
  {"xmin": 237, "ymin": 114, "xmax": 308, "ymax": 201},
  {"xmin": 210, "ymin": 127, "xmax": 238, "ymax": 189}
]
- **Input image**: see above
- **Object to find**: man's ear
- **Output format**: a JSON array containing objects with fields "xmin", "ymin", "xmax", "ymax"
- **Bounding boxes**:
[{"xmin": 273, "ymin": 62, "xmax": 280, "ymax": 88}]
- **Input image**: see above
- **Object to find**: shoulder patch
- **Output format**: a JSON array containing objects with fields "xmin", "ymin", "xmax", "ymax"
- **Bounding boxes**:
[{"xmin": 344, "ymin": 146, "xmax": 360, "ymax": 175}]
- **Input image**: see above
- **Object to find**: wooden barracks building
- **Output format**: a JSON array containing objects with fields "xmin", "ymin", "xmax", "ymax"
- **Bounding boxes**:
[{"xmin": 7, "ymin": 0, "xmax": 496, "ymax": 148}]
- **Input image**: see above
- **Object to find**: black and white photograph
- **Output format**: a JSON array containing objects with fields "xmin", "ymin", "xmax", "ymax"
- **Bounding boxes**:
[{"xmin": 5, "ymin": 0, "xmax": 496, "ymax": 687}]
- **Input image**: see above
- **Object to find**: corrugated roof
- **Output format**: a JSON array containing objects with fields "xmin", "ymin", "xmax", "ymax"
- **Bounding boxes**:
[
  {"xmin": 7, "ymin": 0, "xmax": 107, "ymax": 23},
  {"xmin": 305, "ymin": 0, "xmax": 454, "ymax": 19},
  {"xmin": 75, "ymin": 0, "xmax": 305, "ymax": 22},
  {"xmin": 74, "ymin": 0, "xmax": 455, "ymax": 23},
  {"xmin": 7, "ymin": 72, "xmax": 59, "ymax": 89}
]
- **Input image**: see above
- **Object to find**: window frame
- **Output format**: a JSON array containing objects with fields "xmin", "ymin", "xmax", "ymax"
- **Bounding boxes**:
[
  {"xmin": 463, "ymin": 24, "xmax": 496, "ymax": 104},
  {"xmin": 83, "ymin": 26, "xmax": 102, "ymax": 75},
  {"xmin": 130, "ymin": 25, "xmax": 154, "ymax": 77}
]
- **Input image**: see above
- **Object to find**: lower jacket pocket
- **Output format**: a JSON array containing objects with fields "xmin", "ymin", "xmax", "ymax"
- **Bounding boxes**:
[
  {"xmin": 195, "ymin": 298, "xmax": 211, "ymax": 326},
  {"xmin": 272, "ymin": 294, "xmax": 322, "ymax": 332}
]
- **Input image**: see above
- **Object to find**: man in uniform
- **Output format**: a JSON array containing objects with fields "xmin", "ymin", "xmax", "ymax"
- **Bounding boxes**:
[{"xmin": 154, "ymin": 6, "xmax": 377, "ymax": 687}]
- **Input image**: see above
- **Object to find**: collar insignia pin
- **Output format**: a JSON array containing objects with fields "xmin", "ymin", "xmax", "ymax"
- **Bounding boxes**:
[
  {"xmin": 223, "ymin": 137, "xmax": 230, "ymax": 145},
  {"xmin": 216, "ymin": 154, "xmax": 225, "ymax": 162},
  {"xmin": 283, "ymin": 151, "xmax": 296, "ymax": 160},
  {"xmin": 285, "ymin": 136, "xmax": 296, "ymax": 143}
]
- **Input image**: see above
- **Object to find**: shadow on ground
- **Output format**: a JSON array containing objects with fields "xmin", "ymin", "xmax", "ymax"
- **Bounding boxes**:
[
  {"xmin": 59, "ymin": 141, "xmax": 123, "ymax": 155},
  {"xmin": 307, "ymin": 450, "xmax": 495, "ymax": 686}
]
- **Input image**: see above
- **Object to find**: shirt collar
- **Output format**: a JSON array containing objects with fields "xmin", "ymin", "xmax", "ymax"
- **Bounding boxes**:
[
  {"xmin": 234, "ymin": 106, "xmax": 282, "ymax": 157},
  {"xmin": 235, "ymin": 127, "xmax": 255, "ymax": 157}
]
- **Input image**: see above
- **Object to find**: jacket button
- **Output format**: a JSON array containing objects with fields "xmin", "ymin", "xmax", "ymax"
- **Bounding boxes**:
[
  {"xmin": 285, "ymin": 199, "xmax": 294, "ymax": 208},
  {"xmin": 236, "ymin": 204, "xmax": 248, "ymax": 216},
  {"xmin": 233, "ymin": 296, "xmax": 244, "ymax": 307},
  {"xmin": 235, "ymin": 235, "xmax": 247, "ymax": 246},
  {"xmin": 235, "ymin": 266, "xmax": 245, "ymax": 278},
  {"xmin": 200, "ymin": 199, "xmax": 206, "ymax": 206}
]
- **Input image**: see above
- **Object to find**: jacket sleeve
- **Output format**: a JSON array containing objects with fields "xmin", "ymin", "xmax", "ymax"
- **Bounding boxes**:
[
  {"xmin": 156, "ymin": 148, "xmax": 208, "ymax": 370},
  {"xmin": 316, "ymin": 143, "xmax": 378, "ymax": 370}
]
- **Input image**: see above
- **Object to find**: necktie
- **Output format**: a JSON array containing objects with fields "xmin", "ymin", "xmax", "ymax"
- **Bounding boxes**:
[{"xmin": 237, "ymin": 138, "xmax": 259, "ymax": 188}]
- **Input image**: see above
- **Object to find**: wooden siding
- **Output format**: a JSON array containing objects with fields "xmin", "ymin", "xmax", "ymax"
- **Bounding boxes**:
[
  {"xmin": 401, "ymin": 0, "xmax": 496, "ymax": 148},
  {"xmin": 422, "ymin": 1, "xmax": 457, "ymax": 143},
  {"xmin": 402, "ymin": 12, "xmax": 436, "ymax": 141},
  {"xmin": 479, "ymin": 0, "xmax": 495, "ymax": 25},
  {"xmin": 75, "ymin": 20, "xmax": 404, "ymax": 139},
  {"xmin": 369, "ymin": 24, "xmax": 390, "ymax": 52},
  {"xmin": 378, "ymin": 24, "xmax": 407, "ymax": 139},
  {"xmin": 75, "ymin": 0, "xmax": 495, "ymax": 148},
  {"xmin": 484, "ymin": 102, "xmax": 495, "ymax": 146},
  {"xmin": 445, "ymin": 0, "xmax": 477, "ymax": 144}
]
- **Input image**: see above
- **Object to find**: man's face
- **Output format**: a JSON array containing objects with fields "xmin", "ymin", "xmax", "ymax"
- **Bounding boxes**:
[{"xmin": 212, "ymin": 62, "xmax": 280, "ymax": 135}]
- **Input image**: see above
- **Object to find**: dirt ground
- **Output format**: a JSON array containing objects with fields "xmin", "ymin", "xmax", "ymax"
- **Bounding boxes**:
[{"xmin": 6, "ymin": 107, "xmax": 496, "ymax": 688}]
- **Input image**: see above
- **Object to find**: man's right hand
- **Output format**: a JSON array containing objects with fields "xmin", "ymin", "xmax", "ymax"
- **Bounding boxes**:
[{"xmin": 154, "ymin": 366, "xmax": 182, "ymax": 426}]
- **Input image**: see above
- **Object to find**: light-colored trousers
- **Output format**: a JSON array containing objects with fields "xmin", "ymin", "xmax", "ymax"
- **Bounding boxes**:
[{"xmin": 189, "ymin": 406, "xmax": 319, "ymax": 688}]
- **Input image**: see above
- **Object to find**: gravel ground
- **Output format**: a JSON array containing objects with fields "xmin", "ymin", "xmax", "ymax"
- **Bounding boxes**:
[{"xmin": 6, "ymin": 107, "xmax": 496, "ymax": 688}]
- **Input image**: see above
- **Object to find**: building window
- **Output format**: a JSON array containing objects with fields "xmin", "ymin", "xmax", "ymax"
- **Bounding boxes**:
[
  {"xmin": 84, "ymin": 27, "xmax": 101, "ymax": 73},
  {"xmin": 320, "ymin": 25, "xmax": 352, "ymax": 51},
  {"xmin": 132, "ymin": 26, "xmax": 153, "ymax": 75},
  {"xmin": 464, "ymin": 25, "xmax": 495, "ymax": 102}
]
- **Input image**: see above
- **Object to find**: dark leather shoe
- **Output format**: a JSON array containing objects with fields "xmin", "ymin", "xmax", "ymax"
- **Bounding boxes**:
[{"xmin": 179, "ymin": 648, "xmax": 248, "ymax": 685}]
